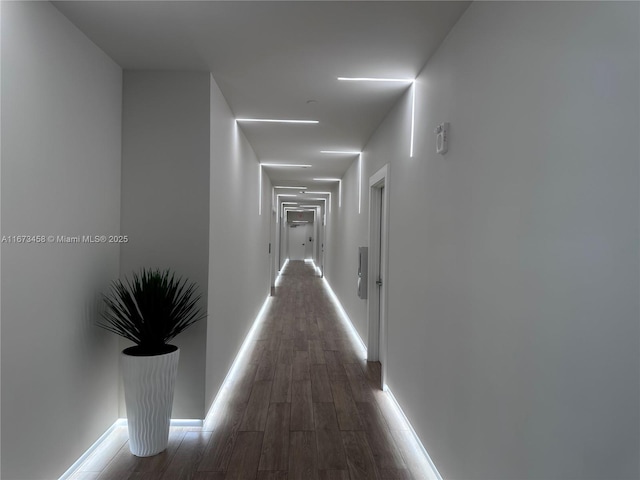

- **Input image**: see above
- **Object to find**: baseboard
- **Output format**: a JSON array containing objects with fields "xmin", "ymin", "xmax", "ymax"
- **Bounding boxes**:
[
  {"xmin": 58, "ymin": 419, "xmax": 122, "ymax": 480},
  {"xmin": 58, "ymin": 417, "xmax": 204, "ymax": 479},
  {"xmin": 385, "ymin": 387, "xmax": 444, "ymax": 480},
  {"xmin": 322, "ymin": 275, "xmax": 444, "ymax": 480}
]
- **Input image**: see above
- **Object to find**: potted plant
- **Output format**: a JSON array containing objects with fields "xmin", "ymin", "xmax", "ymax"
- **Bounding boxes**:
[{"xmin": 98, "ymin": 268, "xmax": 205, "ymax": 457}]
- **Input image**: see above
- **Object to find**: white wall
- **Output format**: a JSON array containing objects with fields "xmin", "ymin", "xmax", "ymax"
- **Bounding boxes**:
[
  {"xmin": 330, "ymin": 2, "xmax": 640, "ymax": 479},
  {"xmin": 120, "ymin": 72, "xmax": 210, "ymax": 419},
  {"xmin": 1, "ymin": 2, "xmax": 122, "ymax": 478},
  {"xmin": 205, "ymin": 75, "xmax": 272, "ymax": 410},
  {"xmin": 326, "ymin": 160, "xmax": 368, "ymax": 340}
]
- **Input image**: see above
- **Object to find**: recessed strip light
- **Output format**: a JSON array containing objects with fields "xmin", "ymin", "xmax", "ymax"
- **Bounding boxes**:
[
  {"xmin": 275, "ymin": 185, "xmax": 308, "ymax": 189},
  {"xmin": 304, "ymin": 191, "xmax": 331, "ymax": 195},
  {"xmin": 321, "ymin": 150, "xmax": 361, "ymax": 155},
  {"xmin": 313, "ymin": 178, "xmax": 341, "ymax": 182},
  {"xmin": 410, "ymin": 82, "xmax": 416, "ymax": 158},
  {"xmin": 338, "ymin": 77, "xmax": 414, "ymax": 83},
  {"xmin": 300, "ymin": 204, "xmax": 320, "ymax": 208},
  {"xmin": 261, "ymin": 163, "xmax": 312, "ymax": 168},
  {"xmin": 237, "ymin": 118, "xmax": 318, "ymax": 124},
  {"xmin": 359, "ymin": 155, "xmax": 362, "ymax": 214},
  {"xmin": 278, "ymin": 194, "xmax": 298, "ymax": 198},
  {"xmin": 281, "ymin": 202, "xmax": 298, "ymax": 205}
]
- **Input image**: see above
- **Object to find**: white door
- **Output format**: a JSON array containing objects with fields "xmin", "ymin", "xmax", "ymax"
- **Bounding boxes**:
[
  {"xmin": 368, "ymin": 165, "xmax": 389, "ymax": 388},
  {"xmin": 303, "ymin": 223, "xmax": 313, "ymax": 260},
  {"xmin": 288, "ymin": 224, "xmax": 306, "ymax": 260}
]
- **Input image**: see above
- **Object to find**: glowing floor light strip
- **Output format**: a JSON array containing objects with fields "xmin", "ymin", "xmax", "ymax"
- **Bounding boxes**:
[
  {"xmin": 319, "ymin": 272, "xmax": 442, "ymax": 480},
  {"xmin": 306, "ymin": 258, "xmax": 322, "ymax": 276},
  {"xmin": 384, "ymin": 388, "xmax": 444, "ymax": 480},
  {"xmin": 58, "ymin": 421, "xmax": 123, "ymax": 479},
  {"xmin": 59, "ymin": 417, "xmax": 204, "ymax": 479},
  {"xmin": 277, "ymin": 258, "xmax": 290, "ymax": 282},
  {"xmin": 203, "ymin": 295, "xmax": 272, "ymax": 427},
  {"xmin": 320, "ymin": 275, "xmax": 367, "ymax": 354}
]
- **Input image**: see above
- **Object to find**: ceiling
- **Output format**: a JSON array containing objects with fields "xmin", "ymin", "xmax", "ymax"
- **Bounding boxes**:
[{"xmin": 54, "ymin": 1, "xmax": 470, "ymax": 197}]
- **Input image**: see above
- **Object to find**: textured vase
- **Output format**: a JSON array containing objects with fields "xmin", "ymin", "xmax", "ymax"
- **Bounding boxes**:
[{"xmin": 121, "ymin": 347, "xmax": 180, "ymax": 457}]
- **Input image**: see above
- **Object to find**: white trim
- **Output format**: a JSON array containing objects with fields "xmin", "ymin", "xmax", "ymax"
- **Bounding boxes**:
[
  {"xmin": 410, "ymin": 82, "xmax": 416, "ymax": 157},
  {"xmin": 321, "ymin": 277, "xmax": 367, "ymax": 354},
  {"xmin": 202, "ymin": 295, "xmax": 272, "ymax": 426},
  {"xmin": 58, "ymin": 420, "xmax": 123, "ymax": 479},
  {"xmin": 358, "ymin": 153, "xmax": 362, "ymax": 214},
  {"xmin": 367, "ymin": 164, "xmax": 390, "ymax": 387},
  {"xmin": 169, "ymin": 418, "xmax": 203, "ymax": 427},
  {"xmin": 385, "ymin": 387, "xmax": 444, "ymax": 480},
  {"xmin": 323, "ymin": 275, "xmax": 442, "ymax": 480},
  {"xmin": 58, "ymin": 416, "xmax": 205, "ymax": 479}
]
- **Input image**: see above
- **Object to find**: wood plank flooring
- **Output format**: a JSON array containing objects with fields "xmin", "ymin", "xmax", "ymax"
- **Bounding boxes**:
[{"xmin": 70, "ymin": 261, "xmax": 430, "ymax": 480}]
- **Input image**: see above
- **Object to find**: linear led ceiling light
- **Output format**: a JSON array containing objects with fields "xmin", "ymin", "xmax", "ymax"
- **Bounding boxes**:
[
  {"xmin": 275, "ymin": 185, "xmax": 307, "ymax": 189},
  {"xmin": 321, "ymin": 150, "xmax": 361, "ymax": 155},
  {"xmin": 261, "ymin": 163, "xmax": 312, "ymax": 168},
  {"xmin": 313, "ymin": 178, "xmax": 342, "ymax": 208},
  {"xmin": 338, "ymin": 77, "xmax": 414, "ymax": 83},
  {"xmin": 237, "ymin": 118, "xmax": 318, "ymax": 124},
  {"xmin": 337, "ymin": 76, "xmax": 416, "ymax": 158},
  {"xmin": 304, "ymin": 191, "xmax": 331, "ymax": 195}
]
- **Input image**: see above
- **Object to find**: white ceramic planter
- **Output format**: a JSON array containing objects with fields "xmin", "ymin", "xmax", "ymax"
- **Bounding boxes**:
[{"xmin": 121, "ymin": 346, "xmax": 180, "ymax": 457}]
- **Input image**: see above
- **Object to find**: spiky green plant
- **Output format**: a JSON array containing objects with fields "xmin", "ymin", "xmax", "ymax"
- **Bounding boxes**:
[{"xmin": 99, "ymin": 268, "xmax": 205, "ymax": 355}]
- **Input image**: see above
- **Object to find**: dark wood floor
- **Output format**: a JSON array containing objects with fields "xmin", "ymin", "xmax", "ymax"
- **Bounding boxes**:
[{"xmin": 70, "ymin": 260, "xmax": 434, "ymax": 480}]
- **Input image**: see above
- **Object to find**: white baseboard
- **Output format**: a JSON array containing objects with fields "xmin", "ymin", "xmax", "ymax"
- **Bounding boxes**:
[
  {"xmin": 58, "ymin": 417, "xmax": 203, "ymax": 479},
  {"xmin": 58, "ymin": 419, "xmax": 122, "ymax": 480},
  {"xmin": 323, "ymin": 276, "xmax": 443, "ymax": 480}
]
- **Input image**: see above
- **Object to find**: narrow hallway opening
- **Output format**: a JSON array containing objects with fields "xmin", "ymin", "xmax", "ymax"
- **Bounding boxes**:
[{"xmin": 68, "ymin": 260, "xmax": 436, "ymax": 479}]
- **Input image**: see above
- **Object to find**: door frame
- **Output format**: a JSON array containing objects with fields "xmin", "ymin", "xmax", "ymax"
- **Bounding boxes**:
[{"xmin": 367, "ymin": 164, "xmax": 390, "ymax": 387}]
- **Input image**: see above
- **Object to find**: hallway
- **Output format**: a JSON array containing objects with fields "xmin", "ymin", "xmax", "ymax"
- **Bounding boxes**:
[{"xmin": 69, "ymin": 261, "xmax": 434, "ymax": 480}]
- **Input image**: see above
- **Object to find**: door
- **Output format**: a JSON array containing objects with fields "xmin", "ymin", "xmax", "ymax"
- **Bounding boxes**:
[
  {"xmin": 303, "ymin": 224, "xmax": 313, "ymax": 260},
  {"xmin": 288, "ymin": 224, "xmax": 306, "ymax": 260},
  {"xmin": 368, "ymin": 165, "xmax": 389, "ymax": 388}
]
